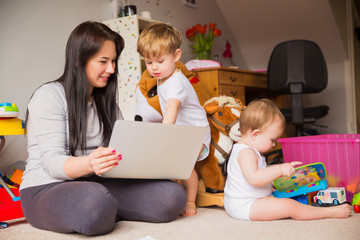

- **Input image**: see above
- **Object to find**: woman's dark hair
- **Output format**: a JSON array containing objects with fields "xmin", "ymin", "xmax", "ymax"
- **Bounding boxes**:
[
  {"xmin": 27, "ymin": 21, "xmax": 124, "ymax": 156},
  {"xmin": 61, "ymin": 21, "xmax": 124, "ymax": 155}
]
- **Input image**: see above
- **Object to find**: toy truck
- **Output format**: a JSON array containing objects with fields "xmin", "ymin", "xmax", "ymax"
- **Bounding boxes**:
[{"xmin": 313, "ymin": 187, "xmax": 346, "ymax": 206}]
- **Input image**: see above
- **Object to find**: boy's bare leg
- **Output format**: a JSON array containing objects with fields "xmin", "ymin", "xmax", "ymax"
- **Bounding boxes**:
[
  {"xmin": 181, "ymin": 169, "xmax": 198, "ymax": 216},
  {"xmin": 249, "ymin": 196, "xmax": 351, "ymax": 221}
]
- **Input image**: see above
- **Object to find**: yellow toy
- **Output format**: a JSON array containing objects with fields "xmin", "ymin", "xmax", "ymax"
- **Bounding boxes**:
[
  {"xmin": 0, "ymin": 102, "xmax": 26, "ymax": 152},
  {"xmin": 0, "ymin": 118, "xmax": 26, "ymax": 136}
]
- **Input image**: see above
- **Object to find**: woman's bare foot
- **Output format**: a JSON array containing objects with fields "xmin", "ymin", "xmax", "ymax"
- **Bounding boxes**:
[
  {"xmin": 181, "ymin": 201, "xmax": 197, "ymax": 217},
  {"xmin": 328, "ymin": 204, "xmax": 351, "ymax": 218}
]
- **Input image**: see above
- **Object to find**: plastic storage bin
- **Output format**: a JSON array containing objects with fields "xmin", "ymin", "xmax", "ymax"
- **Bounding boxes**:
[{"xmin": 278, "ymin": 134, "xmax": 360, "ymax": 199}]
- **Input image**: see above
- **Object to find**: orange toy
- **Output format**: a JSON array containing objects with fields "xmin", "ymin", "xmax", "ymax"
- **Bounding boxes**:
[{"xmin": 10, "ymin": 169, "xmax": 24, "ymax": 185}]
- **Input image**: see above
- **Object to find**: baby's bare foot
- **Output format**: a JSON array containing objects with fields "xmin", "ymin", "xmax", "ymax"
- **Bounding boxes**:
[
  {"xmin": 329, "ymin": 204, "xmax": 351, "ymax": 218},
  {"xmin": 181, "ymin": 201, "xmax": 197, "ymax": 217}
]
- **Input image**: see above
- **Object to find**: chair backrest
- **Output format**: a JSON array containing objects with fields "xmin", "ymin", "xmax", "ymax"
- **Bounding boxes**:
[{"xmin": 267, "ymin": 40, "xmax": 328, "ymax": 94}]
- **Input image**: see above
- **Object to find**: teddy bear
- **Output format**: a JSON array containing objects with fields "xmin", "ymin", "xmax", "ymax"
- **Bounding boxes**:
[{"xmin": 196, "ymin": 96, "xmax": 244, "ymax": 193}]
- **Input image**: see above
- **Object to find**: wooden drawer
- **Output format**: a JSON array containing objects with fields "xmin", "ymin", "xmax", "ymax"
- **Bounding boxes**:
[
  {"xmin": 218, "ymin": 71, "xmax": 244, "ymax": 85},
  {"xmin": 244, "ymin": 73, "xmax": 267, "ymax": 88},
  {"xmin": 219, "ymin": 85, "xmax": 245, "ymax": 104}
]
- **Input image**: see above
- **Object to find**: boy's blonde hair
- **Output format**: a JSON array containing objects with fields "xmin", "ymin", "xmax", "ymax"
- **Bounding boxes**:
[
  {"xmin": 239, "ymin": 98, "xmax": 285, "ymax": 135},
  {"xmin": 137, "ymin": 22, "xmax": 182, "ymax": 58}
]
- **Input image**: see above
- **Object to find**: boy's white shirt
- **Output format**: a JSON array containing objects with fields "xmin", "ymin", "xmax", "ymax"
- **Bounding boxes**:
[{"xmin": 157, "ymin": 70, "xmax": 211, "ymax": 160}]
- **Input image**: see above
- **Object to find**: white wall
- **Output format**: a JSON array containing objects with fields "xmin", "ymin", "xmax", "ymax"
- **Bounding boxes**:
[
  {"xmin": 0, "ymin": 0, "xmax": 112, "ymax": 171},
  {"xmin": 217, "ymin": 0, "xmax": 356, "ymax": 134},
  {"xmin": 122, "ymin": 0, "xmax": 247, "ymax": 67},
  {"xmin": 0, "ymin": 0, "xmax": 245, "ymax": 172},
  {"xmin": 303, "ymin": 62, "xmax": 348, "ymax": 134}
]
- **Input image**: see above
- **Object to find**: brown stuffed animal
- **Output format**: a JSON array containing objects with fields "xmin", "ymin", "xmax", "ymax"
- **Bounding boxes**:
[
  {"xmin": 196, "ymin": 96, "xmax": 245, "ymax": 193},
  {"xmin": 134, "ymin": 61, "xmax": 210, "ymax": 122}
]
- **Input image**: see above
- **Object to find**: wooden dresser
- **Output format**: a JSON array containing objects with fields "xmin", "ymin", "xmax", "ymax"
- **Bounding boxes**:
[{"xmin": 193, "ymin": 67, "xmax": 290, "ymax": 109}]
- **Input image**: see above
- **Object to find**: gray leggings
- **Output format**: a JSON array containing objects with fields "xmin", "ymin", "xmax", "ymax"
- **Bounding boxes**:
[{"xmin": 20, "ymin": 176, "xmax": 187, "ymax": 236}]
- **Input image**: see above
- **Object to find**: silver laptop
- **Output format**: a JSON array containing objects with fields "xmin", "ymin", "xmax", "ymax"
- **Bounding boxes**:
[{"xmin": 101, "ymin": 120, "xmax": 207, "ymax": 179}]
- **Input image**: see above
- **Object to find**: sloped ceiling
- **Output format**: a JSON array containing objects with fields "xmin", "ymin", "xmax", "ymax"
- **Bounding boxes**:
[{"xmin": 216, "ymin": 0, "xmax": 347, "ymax": 70}]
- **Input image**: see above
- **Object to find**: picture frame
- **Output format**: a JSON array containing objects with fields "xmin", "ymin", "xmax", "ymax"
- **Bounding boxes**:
[{"xmin": 183, "ymin": 0, "xmax": 197, "ymax": 8}]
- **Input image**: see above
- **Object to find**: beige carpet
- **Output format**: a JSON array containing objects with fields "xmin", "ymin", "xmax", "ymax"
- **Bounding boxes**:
[{"xmin": 2, "ymin": 207, "xmax": 360, "ymax": 240}]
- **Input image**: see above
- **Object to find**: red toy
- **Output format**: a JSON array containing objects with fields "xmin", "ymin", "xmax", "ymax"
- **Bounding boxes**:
[
  {"xmin": 0, "ymin": 187, "xmax": 24, "ymax": 222},
  {"xmin": 352, "ymin": 192, "xmax": 360, "ymax": 213},
  {"xmin": 354, "ymin": 205, "xmax": 360, "ymax": 213},
  {"xmin": 351, "ymin": 181, "xmax": 360, "ymax": 213}
]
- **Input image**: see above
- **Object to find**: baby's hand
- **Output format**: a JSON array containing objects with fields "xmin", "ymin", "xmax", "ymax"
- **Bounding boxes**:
[{"xmin": 280, "ymin": 161, "xmax": 302, "ymax": 177}]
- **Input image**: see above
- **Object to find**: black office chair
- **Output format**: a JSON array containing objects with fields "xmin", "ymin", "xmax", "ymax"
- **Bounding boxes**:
[{"xmin": 267, "ymin": 40, "xmax": 329, "ymax": 137}]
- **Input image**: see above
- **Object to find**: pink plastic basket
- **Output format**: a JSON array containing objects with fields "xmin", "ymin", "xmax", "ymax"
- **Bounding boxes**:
[{"xmin": 278, "ymin": 134, "xmax": 360, "ymax": 199}]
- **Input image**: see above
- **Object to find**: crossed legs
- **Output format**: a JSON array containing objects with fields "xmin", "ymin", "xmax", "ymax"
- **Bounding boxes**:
[{"xmin": 20, "ymin": 177, "xmax": 187, "ymax": 236}]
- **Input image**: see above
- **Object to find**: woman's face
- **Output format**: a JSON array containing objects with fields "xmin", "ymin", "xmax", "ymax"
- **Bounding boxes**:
[{"xmin": 86, "ymin": 40, "xmax": 117, "ymax": 94}]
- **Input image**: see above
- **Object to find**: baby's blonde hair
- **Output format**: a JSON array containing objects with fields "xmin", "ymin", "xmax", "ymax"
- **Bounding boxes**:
[
  {"xmin": 239, "ymin": 98, "xmax": 285, "ymax": 135},
  {"xmin": 137, "ymin": 22, "xmax": 182, "ymax": 58}
]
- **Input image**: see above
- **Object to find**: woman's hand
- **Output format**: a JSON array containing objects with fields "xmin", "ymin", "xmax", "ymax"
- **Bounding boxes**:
[
  {"xmin": 88, "ymin": 147, "xmax": 122, "ymax": 176},
  {"xmin": 64, "ymin": 147, "xmax": 122, "ymax": 179},
  {"xmin": 279, "ymin": 161, "xmax": 302, "ymax": 177}
]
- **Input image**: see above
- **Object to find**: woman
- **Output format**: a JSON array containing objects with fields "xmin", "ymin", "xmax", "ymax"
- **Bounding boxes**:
[{"xmin": 20, "ymin": 21, "xmax": 187, "ymax": 236}]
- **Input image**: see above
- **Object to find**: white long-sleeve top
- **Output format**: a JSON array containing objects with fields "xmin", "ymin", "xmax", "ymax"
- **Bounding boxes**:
[{"xmin": 20, "ymin": 82, "xmax": 123, "ymax": 190}]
